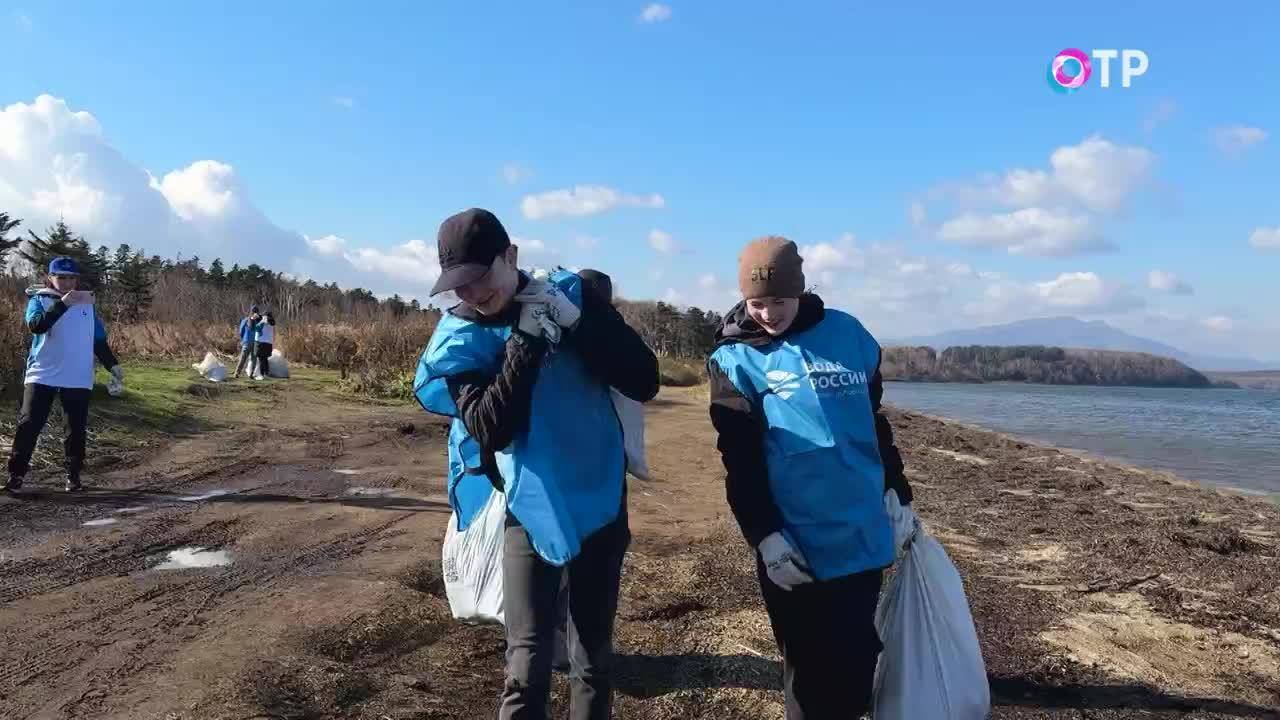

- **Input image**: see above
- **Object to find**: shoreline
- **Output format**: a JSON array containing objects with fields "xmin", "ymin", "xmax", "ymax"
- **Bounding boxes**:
[
  {"xmin": 875, "ymin": 404, "xmax": 1280, "ymax": 713},
  {"xmin": 886, "ymin": 403, "xmax": 1280, "ymax": 504}
]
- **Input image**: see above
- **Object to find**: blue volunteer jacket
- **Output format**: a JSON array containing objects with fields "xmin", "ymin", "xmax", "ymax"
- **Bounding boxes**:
[
  {"xmin": 413, "ymin": 269, "xmax": 659, "ymax": 566},
  {"xmin": 708, "ymin": 294, "xmax": 912, "ymax": 581},
  {"xmin": 238, "ymin": 317, "xmax": 258, "ymax": 345},
  {"xmin": 24, "ymin": 287, "xmax": 118, "ymax": 390}
]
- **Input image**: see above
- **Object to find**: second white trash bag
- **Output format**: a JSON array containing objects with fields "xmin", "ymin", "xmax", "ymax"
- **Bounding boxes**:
[
  {"xmin": 611, "ymin": 389, "xmax": 651, "ymax": 481},
  {"xmin": 267, "ymin": 349, "xmax": 291, "ymax": 378},
  {"xmin": 191, "ymin": 352, "xmax": 227, "ymax": 382},
  {"xmin": 873, "ymin": 493, "xmax": 992, "ymax": 720},
  {"xmin": 442, "ymin": 487, "xmax": 507, "ymax": 624}
]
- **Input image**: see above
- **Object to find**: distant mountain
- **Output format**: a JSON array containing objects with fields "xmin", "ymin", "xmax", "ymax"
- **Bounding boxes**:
[{"xmin": 889, "ymin": 317, "xmax": 1274, "ymax": 372}]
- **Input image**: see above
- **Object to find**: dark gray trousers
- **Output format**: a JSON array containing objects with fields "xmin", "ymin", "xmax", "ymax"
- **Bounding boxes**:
[
  {"xmin": 757, "ymin": 560, "xmax": 885, "ymax": 719},
  {"xmin": 497, "ymin": 504, "xmax": 630, "ymax": 720}
]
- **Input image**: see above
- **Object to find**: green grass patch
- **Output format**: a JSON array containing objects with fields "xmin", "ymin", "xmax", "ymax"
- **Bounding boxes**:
[{"xmin": 1, "ymin": 362, "xmax": 353, "ymax": 475}]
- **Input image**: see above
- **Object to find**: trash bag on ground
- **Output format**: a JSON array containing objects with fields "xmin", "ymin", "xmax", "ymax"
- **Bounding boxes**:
[
  {"xmin": 611, "ymin": 389, "xmax": 651, "ymax": 481},
  {"xmin": 873, "ymin": 495, "xmax": 992, "ymax": 720},
  {"xmin": 191, "ymin": 352, "xmax": 227, "ymax": 382},
  {"xmin": 267, "ymin": 349, "xmax": 290, "ymax": 378},
  {"xmin": 443, "ymin": 487, "xmax": 507, "ymax": 624},
  {"xmin": 106, "ymin": 376, "xmax": 125, "ymax": 397}
]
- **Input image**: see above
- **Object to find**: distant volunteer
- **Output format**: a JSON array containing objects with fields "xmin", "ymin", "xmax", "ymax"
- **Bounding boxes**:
[
  {"xmin": 254, "ymin": 312, "xmax": 276, "ymax": 379},
  {"xmin": 6, "ymin": 257, "xmax": 124, "ymax": 493},
  {"xmin": 233, "ymin": 306, "xmax": 261, "ymax": 379},
  {"xmin": 707, "ymin": 236, "xmax": 915, "ymax": 719},
  {"xmin": 414, "ymin": 208, "xmax": 659, "ymax": 720}
]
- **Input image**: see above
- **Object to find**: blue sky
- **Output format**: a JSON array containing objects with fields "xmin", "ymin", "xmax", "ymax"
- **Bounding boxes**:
[{"xmin": 2, "ymin": 2, "xmax": 1277, "ymax": 360}]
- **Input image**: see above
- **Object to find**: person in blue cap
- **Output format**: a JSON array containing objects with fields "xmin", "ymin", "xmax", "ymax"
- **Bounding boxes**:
[
  {"xmin": 6, "ymin": 257, "xmax": 124, "ymax": 493},
  {"xmin": 707, "ymin": 236, "xmax": 915, "ymax": 719},
  {"xmin": 233, "ymin": 304, "xmax": 262, "ymax": 379},
  {"xmin": 414, "ymin": 209, "xmax": 658, "ymax": 720}
]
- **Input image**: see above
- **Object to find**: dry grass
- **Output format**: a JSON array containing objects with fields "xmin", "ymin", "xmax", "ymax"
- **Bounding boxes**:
[
  {"xmin": 1, "ymin": 288, "xmax": 25, "ymax": 401},
  {"xmin": 659, "ymin": 357, "xmax": 705, "ymax": 387}
]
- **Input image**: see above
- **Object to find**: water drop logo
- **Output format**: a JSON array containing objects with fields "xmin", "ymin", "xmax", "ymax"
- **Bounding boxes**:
[
  {"xmin": 766, "ymin": 370, "xmax": 802, "ymax": 401},
  {"xmin": 1048, "ymin": 48, "xmax": 1092, "ymax": 94}
]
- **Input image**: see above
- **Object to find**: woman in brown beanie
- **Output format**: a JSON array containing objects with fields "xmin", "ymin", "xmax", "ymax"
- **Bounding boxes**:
[{"xmin": 706, "ymin": 236, "xmax": 915, "ymax": 718}]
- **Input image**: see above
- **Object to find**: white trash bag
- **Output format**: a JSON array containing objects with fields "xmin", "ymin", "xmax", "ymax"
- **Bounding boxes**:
[
  {"xmin": 611, "ymin": 389, "xmax": 651, "ymax": 481},
  {"xmin": 443, "ymin": 488, "xmax": 507, "ymax": 624},
  {"xmin": 267, "ymin": 349, "xmax": 290, "ymax": 378},
  {"xmin": 874, "ymin": 493, "xmax": 992, "ymax": 720},
  {"xmin": 106, "ymin": 376, "xmax": 125, "ymax": 397},
  {"xmin": 191, "ymin": 352, "xmax": 227, "ymax": 382}
]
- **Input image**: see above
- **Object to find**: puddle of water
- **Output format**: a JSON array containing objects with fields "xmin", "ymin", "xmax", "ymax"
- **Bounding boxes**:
[
  {"xmin": 179, "ymin": 489, "xmax": 232, "ymax": 502},
  {"xmin": 155, "ymin": 546, "xmax": 232, "ymax": 570},
  {"xmin": 83, "ymin": 518, "xmax": 119, "ymax": 527},
  {"xmin": 113, "ymin": 506, "xmax": 148, "ymax": 514}
]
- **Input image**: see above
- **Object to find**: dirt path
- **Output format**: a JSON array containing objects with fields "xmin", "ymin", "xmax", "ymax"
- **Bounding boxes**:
[{"xmin": 0, "ymin": 383, "xmax": 1277, "ymax": 719}]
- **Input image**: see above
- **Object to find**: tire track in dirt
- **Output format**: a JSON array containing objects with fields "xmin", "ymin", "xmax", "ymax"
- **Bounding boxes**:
[{"xmin": 0, "ymin": 496, "xmax": 415, "ymax": 719}]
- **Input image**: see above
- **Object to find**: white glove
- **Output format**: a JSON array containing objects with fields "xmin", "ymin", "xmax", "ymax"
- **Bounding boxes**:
[
  {"xmin": 110, "ymin": 366, "xmax": 125, "ymax": 382},
  {"xmin": 758, "ymin": 532, "xmax": 814, "ymax": 591},
  {"xmin": 884, "ymin": 489, "xmax": 919, "ymax": 557},
  {"xmin": 514, "ymin": 279, "xmax": 581, "ymax": 332},
  {"xmin": 517, "ymin": 302, "xmax": 563, "ymax": 344}
]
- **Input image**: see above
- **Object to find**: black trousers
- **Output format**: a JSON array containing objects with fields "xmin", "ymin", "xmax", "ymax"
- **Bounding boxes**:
[
  {"xmin": 498, "ymin": 503, "xmax": 630, "ymax": 720},
  {"xmin": 256, "ymin": 342, "xmax": 273, "ymax": 376},
  {"xmin": 757, "ymin": 559, "xmax": 885, "ymax": 719},
  {"xmin": 7, "ymin": 383, "xmax": 92, "ymax": 479}
]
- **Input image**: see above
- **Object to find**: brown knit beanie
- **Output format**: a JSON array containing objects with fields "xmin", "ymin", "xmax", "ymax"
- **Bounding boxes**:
[{"xmin": 738, "ymin": 235, "xmax": 805, "ymax": 299}]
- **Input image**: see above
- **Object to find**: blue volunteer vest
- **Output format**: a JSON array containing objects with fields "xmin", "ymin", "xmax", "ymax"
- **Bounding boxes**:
[
  {"xmin": 414, "ymin": 270, "xmax": 626, "ymax": 566},
  {"xmin": 710, "ymin": 309, "xmax": 894, "ymax": 581}
]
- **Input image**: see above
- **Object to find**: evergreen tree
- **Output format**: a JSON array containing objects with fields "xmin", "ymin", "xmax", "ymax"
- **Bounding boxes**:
[
  {"xmin": 0, "ymin": 212, "xmax": 21, "ymax": 274},
  {"xmin": 112, "ymin": 244, "xmax": 134, "ymax": 281},
  {"xmin": 18, "ymin": 221, "xmax": 101, "ymax": 286},
  {"xmin": 117, "ymin": 252, "xmax": 154, "ymax": 321},
  {"xmin": 207, "ymin": 258, "xmax": 226, "ymax": 286},
  {"xmin": 93, "ymin": 245, "xmax": 112, "ymax": 285}
]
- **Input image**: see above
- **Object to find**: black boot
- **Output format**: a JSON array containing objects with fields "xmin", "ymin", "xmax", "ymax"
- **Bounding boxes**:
[
  {"xmin": 3, "ymin": 474, "xmax": 22, "ymax": 492},
  {"xmin": 65, "ymin": 474, "xmax": 83, "ymax": 493}
]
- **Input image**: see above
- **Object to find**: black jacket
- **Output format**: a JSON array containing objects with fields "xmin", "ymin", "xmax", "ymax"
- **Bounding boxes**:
[
  {"xmin": 707, "ymin": 294, "xmax": 913, "ymax": 547},
  {"xmin": 445, "ymin": 274, "xmax": 660, "ymax": 488}
]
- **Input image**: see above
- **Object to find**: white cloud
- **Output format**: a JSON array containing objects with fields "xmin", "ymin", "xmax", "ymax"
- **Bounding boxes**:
[
  {"xmin": 698, "ymin": 273, "xmax": 718, "ymax": 289},
  {"xmin": 1147, "ymin": 269, "xmax": 1193, "ymax": 295},
  {"xmin": 14, "ymin": 11, "xmax": 32, "ymax": 32},
  {"xmin": 331, "ymin": 96, "xmax": 355, "ymax": 109},
  {"xmin": 648, "ymin": 229, "xmax": 681, "ymax": 254},
  {"xmin": 501, "ymin": 163, "xmax": 532, "ymax": 185},
  {"xmin": 947, "ymin": 263, "xmax": 973, "ymax": 277},
  {"xmin": 521, "ymin": 185, "xmax": 665, "ymax": 220},
  {"xmin": 800, "ymin": 233, "xmax": 865, "ymax": 273},
  {"xmin": 1249, "ymin": 226, "xmax": 1280, "ymax": 251},
  {"xmin": 575, "ymin": 235, "xmax": 600, "ymax": 250},
  {"xmin": 1213, "ymin": 125, "xmax": 1267, "ymax": 156},
  {"xmin": 942, "ymin": 136, "xmax": 1156, "ymax": 215},
  {"xmin": 962, "ymin": 271, "xmax": 1143, "ymax": 322},
  {"xmin": 639, "ymin": 3, "xmax": 672, "ymax": 23},
  {"xmin": 305, "ymin": 234, "xmax": 347, "ymax": 257},
  {"xmin": 1203, "ymin": 315, "xmax": 1234, "ymax": 332},
  {"xmin": 1033, "ymin": 272, "xmax": 1141, "ymax": 312},
  {"xmin": 0, "ymin": 95, "xmax": 305, "ymax": 269},
  {"xmin": 937, "ymin": 208, "xmax": 1110, "ymax": 257}
]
